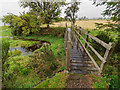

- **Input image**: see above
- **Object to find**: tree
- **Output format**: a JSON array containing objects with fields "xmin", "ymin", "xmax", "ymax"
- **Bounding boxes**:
[
  {"xmin": 93, "ymin": 1, "xmax": 120, "ymax": 24},
  {"xmin": 2, "ymin": 13, "xmax": 18, "ymax": 27},
  {"xmin": 20, "ymin": 0, "xmax": 65, "ymax": 28},
  {"xmin": 2, "ymin": 13, "xmax": 44, "ymax": 36},
  {"xmin": 93, "ymin": 1, "xmax": 120, "ymax": 55},
  {"xmin": 64, "ymin": 0, "xmax": 80, "ymax": 25},
  {"xmin": 93, "ymin": 1, "xmax": 120, "ymax": 32}
]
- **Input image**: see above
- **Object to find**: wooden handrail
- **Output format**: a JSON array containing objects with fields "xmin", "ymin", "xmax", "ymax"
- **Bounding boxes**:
[
  {"xmin": 79, "ymin": 28, "xmax": 112, "ymax": 50},
  {"xmin": 74, "ymin": 30, "xmax": 105, "ymax": 62},
  {"xmin": 72, "ymin": 29, "xmax": 101, "ymax": 73},
  {"xmin": 65, "ymin": 23, "xmax": 72, "ymax": 71},
  {"xmin": 64, "ymin": 23, "xmax": 115, "ymax": 73}
]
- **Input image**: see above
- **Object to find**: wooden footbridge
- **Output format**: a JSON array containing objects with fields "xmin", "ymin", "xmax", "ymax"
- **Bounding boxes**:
[{"xmin": 64, "ymin": 23, "xmax": 115, "ymax": 74}]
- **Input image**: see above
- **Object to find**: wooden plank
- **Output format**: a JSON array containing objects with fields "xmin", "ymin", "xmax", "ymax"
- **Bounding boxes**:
[
  {"xmin": 74, "ymin": 30, "xmax": 106, "ymax": 62},
  {"xmin": 77, "ymin": 29, "xmax": 112, "ymax": 50},
  {"xmin": 72, "ymin": 30, "xmax": 101, "ymax": 73}
]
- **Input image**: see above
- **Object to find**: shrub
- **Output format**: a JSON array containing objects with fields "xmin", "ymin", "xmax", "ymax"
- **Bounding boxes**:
[
  {"xmin": 109, "ymin": 75, "xmax": 120, "ymax": 88},
  {"xmin": 114, "ymin": 37, "xmax": 120, "ymax": 53},
  {"xmin": 30, "ymin": 45, "xmax": 58, "ymax": 77},
  {"xmin": 91, "ymin": 31, "xmax": 113, "ymax": 56}
]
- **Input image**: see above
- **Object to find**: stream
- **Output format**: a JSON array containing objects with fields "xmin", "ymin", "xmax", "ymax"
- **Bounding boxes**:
[{"xmin": 1, "ymin": 36, "xmax": 51, "ymax": 55}]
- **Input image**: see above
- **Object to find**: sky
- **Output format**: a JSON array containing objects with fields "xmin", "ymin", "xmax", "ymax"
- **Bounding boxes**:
[{"xmin": 0, "ymin": 0, "xmax": 107, "ymax": 19}]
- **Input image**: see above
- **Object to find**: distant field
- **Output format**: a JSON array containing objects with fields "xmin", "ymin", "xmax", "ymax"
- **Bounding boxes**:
[{"xmin": 48, "ymin": 20, "xmax": 112, "ymax": 29}]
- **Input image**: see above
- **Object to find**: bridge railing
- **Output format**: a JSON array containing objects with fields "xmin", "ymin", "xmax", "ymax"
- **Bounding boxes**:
[
  {"xmin": 69, "ymin": 24, "xmax": 115, "ymax": 73},
  {"xmin": 64, "ymin": 23, "xmax": 73, "ymax": 71}
]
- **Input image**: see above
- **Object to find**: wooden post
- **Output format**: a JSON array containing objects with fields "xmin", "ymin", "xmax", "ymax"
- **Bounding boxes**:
[
  {"xmin": 75, "ymin": 25, "xmax": 77, "ymax": 30},
  {"xmin": 85, "ymin": 31, "xmax": 90, "ymax": 48},
  {"xmin": 83, "ymin": 31, "xmax": 90, "ymax": 57},
  {"xmin": 101, "ymin": 42, "xmax": 115, "ymax": 73},
  {"xmin": 66, "ymin": 23, "xmax": 67, "ymax": 30},
  {"xmin": 66, "ymin": 41, "xmax": 71, "ymax": 71},
  {"xmin": 77, "ymin": 29, "xmax": 81, "ymax": 50},
  {"xmin": 77, "ymin": 29, "xmax": 82, "ymax": 51},
  {"xmin": 66, "ymin": 28, "xmax": 72, "ymax": 71}
]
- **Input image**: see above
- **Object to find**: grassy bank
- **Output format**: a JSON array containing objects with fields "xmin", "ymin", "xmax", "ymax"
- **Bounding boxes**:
[{"xmin": 1, "ymin": 26, "xmax": 66, "ymax": 88}]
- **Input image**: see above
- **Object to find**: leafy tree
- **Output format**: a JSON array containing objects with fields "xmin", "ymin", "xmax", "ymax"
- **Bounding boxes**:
[
  {"xmin": 94, "ymin": 1, "xmax": 120, "ymax": 22},
  {"xmin": 64, "ymin": 0, "xmax": 80, "ymax": 25},
  {"xmin": 2, "ymin": 13, "xmax": 44, "ymax": 36},
  {"xmin": 93, "ymin": 1, "xmax": 120, "ymax": 31},
  {"xmin": 20, "ymin": 1, "xmax": 65, "ymax": 28},
  {"xmin": 2, "ymin": 13, "xmax": 18, "ymax": 27},
  {"xmin": 93, "ymin": 1, "xmax": 120, "ymax": 52}
]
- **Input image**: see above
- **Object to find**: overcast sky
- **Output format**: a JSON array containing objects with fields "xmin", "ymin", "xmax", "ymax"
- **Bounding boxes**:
[{"xmin": 0, "ymin": 0, "xmax": 107, "ymax": 19}]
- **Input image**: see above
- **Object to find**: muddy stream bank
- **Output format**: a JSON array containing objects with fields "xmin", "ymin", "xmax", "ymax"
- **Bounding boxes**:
[{"xmin": 9, "ymin": 37, "xmax": 51, "ymax": 55}]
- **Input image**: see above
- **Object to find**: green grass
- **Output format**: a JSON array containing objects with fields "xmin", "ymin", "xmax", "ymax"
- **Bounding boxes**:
[
  {"xmin": 9, "ymin": 39, "xmax": 39, "ymax": 48},
  {"xmin": 35, "ymin": 71, "xmax": 69, "ymax": 88},
  {"xmin": 0, "ymin": 26, "xmax": 9, "ymax": 31},
  {"xmin": 16, "ymin": 35, "xmax": 65, "ymax": 57},
  {"xmin": 2, "ymin": 28, "xmax": 12, "ymax": 36},
  {"xmin": 8, "ymin": 50, "xmax": 21, "ymax": 57},
  {"xmin": 4, "ymin": 55, "xmax": 42, "ymax": 88},
  {"xmin": 2, "ymin": 26, "xmax": 66, "ymax": 88}
]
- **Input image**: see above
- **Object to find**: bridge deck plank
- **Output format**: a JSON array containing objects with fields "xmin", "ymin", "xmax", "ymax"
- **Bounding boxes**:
[{"xmin": 70, "ymin": 40, "xmax": 99, "ymax": 74}]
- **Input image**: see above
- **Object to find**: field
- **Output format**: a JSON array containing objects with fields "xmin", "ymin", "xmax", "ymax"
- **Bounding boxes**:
[{"xmin": 45, "ymin": 20, "xmax": 112, "ymax": 29}]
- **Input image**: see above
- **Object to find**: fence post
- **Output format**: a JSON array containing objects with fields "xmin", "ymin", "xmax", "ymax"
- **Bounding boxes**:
[
  {"xmin": 101, "ymin": 42, "xmax": 115, "ymax": 73},
  {"xmin": 85, "ymin": 31, "xmax": 90, "ymax": 48}
]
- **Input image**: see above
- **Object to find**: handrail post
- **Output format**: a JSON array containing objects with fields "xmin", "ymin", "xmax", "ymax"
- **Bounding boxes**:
[
  {"xmin": 83, "ymin": 31, "xmax": 90, "ymax": 57},
  {"xmin": 76, "ymin": 27, "xmax": 81, "ymax": 50},
  {"xmin": 101, "ymin": 42, "xmax": 115, "ymax": 73},
  {"xmin": 66, "ymin": 41, "xmax": 71, "ymax": 71},
  {"xmin": 85, "ymin": 31, "xmax": 90, "ymax": 48},
  {"xmin": 66, "ymin": 23, "xmax": 68, "ymax": 30},
  {"xmin": 75, "ymin": 25, "xmax": 77, "ymax": 30},
  {"xmin": 65, "ymin": 24, "xmax": 72, "ymax": 72}
]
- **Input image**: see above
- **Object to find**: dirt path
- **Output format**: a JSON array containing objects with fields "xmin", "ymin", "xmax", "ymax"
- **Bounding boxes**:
[{"xmin": 67, "ymin": 74, "xmax": 97, "ymax": 88}]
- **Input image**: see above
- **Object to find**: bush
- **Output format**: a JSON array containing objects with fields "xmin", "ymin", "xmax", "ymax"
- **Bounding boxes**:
[
  {"xmin": 30, "ymin": 45, "xmax": 58, "ymax": 77},
  {"xmin": 2, "ymin": 13, "xmax": 44, "ymax": 36},
  {"xmin": 114, "ymin": 37, "xmax": 120, "ymax": 53},
  {"xmin": 109, "ymin": 75, "xmax": 120, "ymax": 88},
  {"xmin": 91, "ymin": 31, "xmax": 113, "ymax": 56}
]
